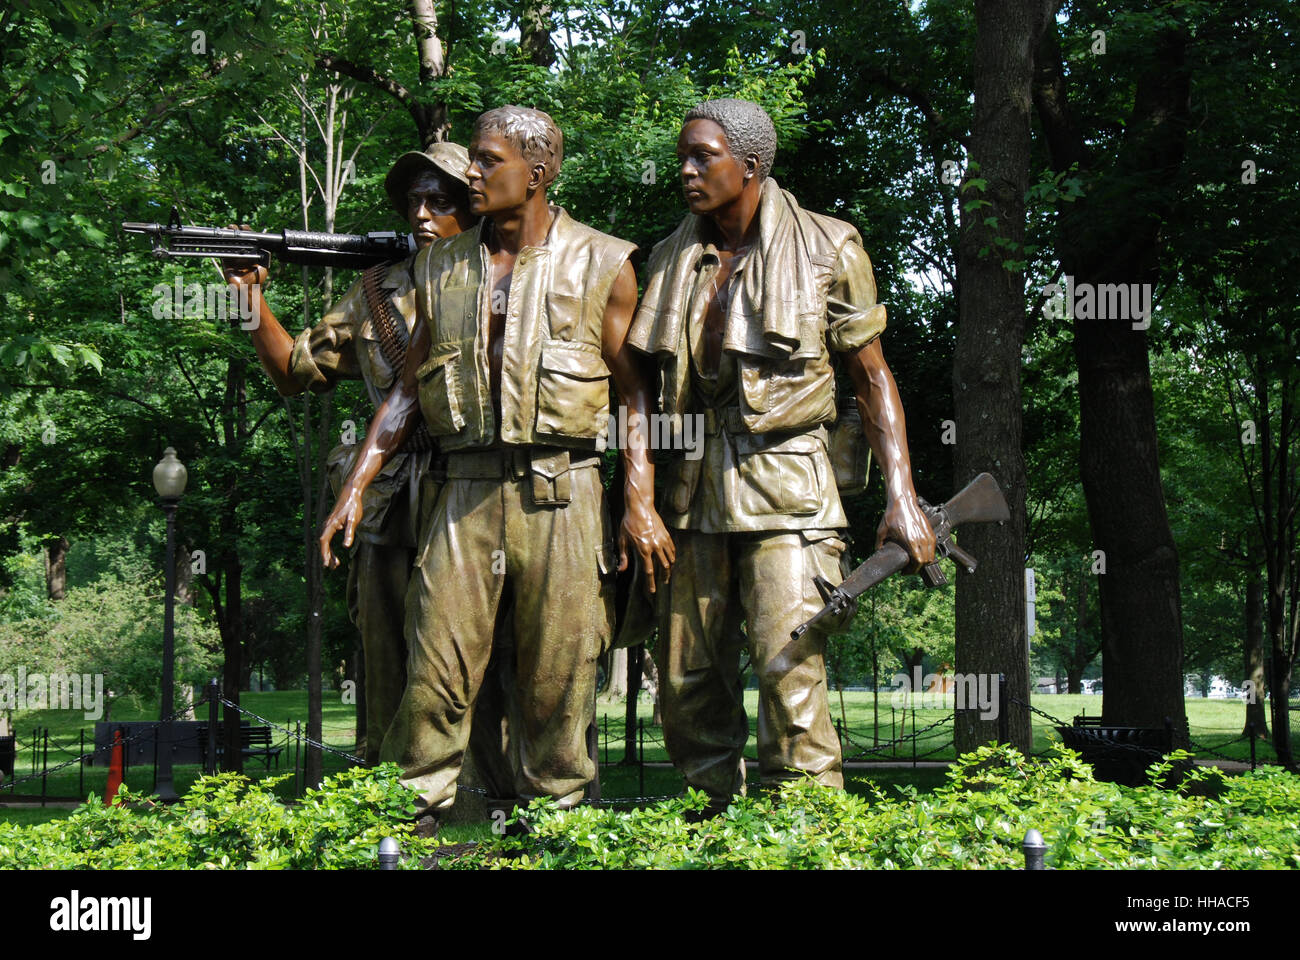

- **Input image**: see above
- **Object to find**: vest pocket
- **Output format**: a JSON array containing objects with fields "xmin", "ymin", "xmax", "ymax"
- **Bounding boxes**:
[
  {"xmin": 416, "ymin": 345, "xmax": 465, "ymax": 435},
  {"xmin": 536, "ymin": 338, "xmax": 611, "ymax": 439},
  {"xmin": 736, "ymin": 434, "xmax": 824, "ymax": 516}
]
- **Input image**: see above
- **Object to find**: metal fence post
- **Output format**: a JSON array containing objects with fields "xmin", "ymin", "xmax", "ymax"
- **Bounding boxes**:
[
  {"xmin": 41, "ymin": 728, "xmax": 48, "ymax": 807},
  {"xmin": 1248, "ymin": 721, "xmax": 1256, "ymax": 771},
  {"xmin": 79, "ymin": 729, "xmax": 85, "ymax": 799},
  {"xmin": 835, "ymin": 718, "xmax": 843, "ymax": 758},
  {"xmin": 637, "ymin": 719, "xmax": 644, "ymax": 798},
  {"xmin": 295, "ymin": 721, "xmax": 302, "ymax": 798},
  {"xmin": 1023, "ymin": 828, "xmax": 1046, "ymax": 870},
  {"xmin": 911, "ymin": 708, "xmax": 917, "ymax": 769},
  {"xmin": 206, "ymin": 679, "xmax": 219, "ymax": 776}
]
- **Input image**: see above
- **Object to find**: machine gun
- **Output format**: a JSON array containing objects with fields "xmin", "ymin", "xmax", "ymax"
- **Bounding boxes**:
[
  {"xmin": 122, "ymin": 208, "xmax": 414, "ymax": 270},
  {"xmin": 790, "ymin": 472, "xmax": 1010, "ymax": 640}
]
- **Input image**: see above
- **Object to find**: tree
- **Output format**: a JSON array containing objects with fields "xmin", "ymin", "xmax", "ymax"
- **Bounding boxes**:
[
  {"xmin": 951, "ymin": 0, "xmax": 1055, "ymax": 754},
  {"xmin": 1031, "ymin": 1, "xmax": 1195, "ymax": 740}
]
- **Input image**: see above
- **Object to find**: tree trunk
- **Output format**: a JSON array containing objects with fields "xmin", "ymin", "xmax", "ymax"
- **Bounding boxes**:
[
  {"xmin": 1076, "ymin": 316, "xmax": 1187, "ymax": 741},
  {"xmin": 43, "ymin": 535, "xmax": 68, "ymax": 600},
  {"xmin": 642, "ymin": 649, "xmax": 662, "ymax": 727},
  {"xmin": 1243, "ymin": 574, "xmax": 1268, "ymax": 736},
  {"xmin": 1066, "ymin": 564, "xmax": 1096, "ymax": 694},
  {"xmin": 1267, "ymin": 581, "xmax": 1294, "ymax": 767},
  {"xmin": 952, "ymin": 0, "xmax": 1052, "ymax": 755},
  {"xmin": 605, "ymin": 647, "xmax": 628, "ymax": 699},
  {"xmin": 218, "ymin": 354, "xmax": 248, "ymax": 774},
  {"xmin": 220, "ymin": 551, "xmax": 244, "ymax": 773},
  {"xmin": 303, "ymin": 387, "xmax": 332, "ymax": 787},
  {"xmin": 174, "ymin": 538, "xmax": 195, "ymax": 605},
  {"xmin": 520, "ymin": 0, "xmax": 557, "ymax": 67},
  {"xmin": 1034, "ymin": 16, "xmax": 1191, "ymax": 746},
  {"xmin": 622, "ymin": 642, "xmax": 642, "ymax": 762},
  {"xmin": 1066, "ymin": 667, "xmax": 1083, "ymax": 695},
  {"xmin": 354, "ymin": 637, "xmax": 366, "ymax": 756}
]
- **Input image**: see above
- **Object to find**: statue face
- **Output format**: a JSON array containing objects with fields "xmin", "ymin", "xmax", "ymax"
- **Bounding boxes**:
[
  {"xmin": 677, "ymin": 118, "xmax": 748, "ymax": 215},
  {"xmin": 466, "ymin": 130, "xmax": 537, "ymax": 217},
  {"xmin": 406, "ymin": 170, "xmax": 473, "ymax": 247}
]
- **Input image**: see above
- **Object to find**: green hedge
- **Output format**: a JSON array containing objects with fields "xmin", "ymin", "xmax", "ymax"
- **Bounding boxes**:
[
  {"xmin": 446, "ymin": 746, "xmax": 1300, "ymax": 869},
  {"xmin": 4, "ymin": 747, "xmax": 1297, "ymax": 869},
  {"xmin": 0, "ymin": 764, "xmax": 439, "ymax": 869}
]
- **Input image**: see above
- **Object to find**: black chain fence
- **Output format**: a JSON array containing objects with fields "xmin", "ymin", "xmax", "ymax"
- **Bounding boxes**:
[{"xmin": 2, "ymin": 681, "xmax": 1289, "ymax": 811}]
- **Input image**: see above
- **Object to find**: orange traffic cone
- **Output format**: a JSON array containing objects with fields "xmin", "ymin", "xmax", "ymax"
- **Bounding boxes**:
[{"xmin": 104, "ymin": 729, "xmax": 124, "ymax": 805}]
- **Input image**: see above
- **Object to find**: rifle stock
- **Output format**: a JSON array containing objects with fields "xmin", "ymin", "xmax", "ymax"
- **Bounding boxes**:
[{"xmin": 790, "ymin": 472, "xmax": 1009, "ymax": 640}]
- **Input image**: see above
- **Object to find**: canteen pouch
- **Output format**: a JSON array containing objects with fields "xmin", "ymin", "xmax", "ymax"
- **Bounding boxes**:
[{"xmin": 828, "ymin": 397, "xmax": 872, "ymax": 496}]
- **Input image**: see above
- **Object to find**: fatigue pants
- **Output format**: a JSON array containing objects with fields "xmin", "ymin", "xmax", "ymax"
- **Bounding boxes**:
[
  {"xmin": 347, "ymin": 543, "xmax": 413, "ymax": 766},
  {"xmin": 657, "ymin": 528, "xmax": 849, "ymax": 799},
  {"xmin": 380, "ymin": 449, "xmax": 614, "ymax": 813}
]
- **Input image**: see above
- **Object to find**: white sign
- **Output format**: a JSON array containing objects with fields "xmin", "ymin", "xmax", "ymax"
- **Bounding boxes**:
[{"xmin": 1025, "ymin": 568, "xmax": 1036, "ymax": 640}]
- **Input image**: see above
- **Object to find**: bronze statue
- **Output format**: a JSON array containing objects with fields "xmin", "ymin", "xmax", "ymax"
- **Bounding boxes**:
[
  {"xmin": 223, "ymin": 143, "xmax": 474, "ymax": 765},
  {"xmin": 628, "ymin": 99, "xmax": 936, "ymax": 807},
  {"xmin": 321, "ymin": 106, "xmax": 674, "ymax": 820}
]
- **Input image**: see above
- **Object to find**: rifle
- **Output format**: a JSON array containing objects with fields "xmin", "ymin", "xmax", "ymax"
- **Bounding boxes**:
[
  {"xmin": 790, "ymin": 472, "xmax": 1010, "ymax": 640},
  {"xmin": 122, "ymin": 208, "xmax": 414, "ymax": 270}
]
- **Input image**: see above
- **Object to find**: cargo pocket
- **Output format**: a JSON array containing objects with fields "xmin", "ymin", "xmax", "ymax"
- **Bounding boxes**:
[
  {"xmin": 416, "ymin": 344, "xmax": 465, "ymax": 436},
  {"xmin": 802, "ymin": 530, "xmax": 855, "ymax": 633},
  {"xmin": 736, "ymin": 434, "xmax": 824, "ymax": 516},
  {"xmin": 416, "ymin": 470, "xmax": 444, "ymax": 550},
  {"xmin": 536, "ymin": 339, "xmax": 610, "ymax": 439},
  {"xmin": 595, "ymin": 539, "xmax": 619, "ymax": 655}
]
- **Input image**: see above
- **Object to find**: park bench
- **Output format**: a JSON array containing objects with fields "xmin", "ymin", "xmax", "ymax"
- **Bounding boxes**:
[
  {"xmin": 197, "ymin": 723, "xmax": 283, "ymax": 771},
  {"xmin": 1056, "ymin": 715, "xmax": 1174, "ymax": 786}
]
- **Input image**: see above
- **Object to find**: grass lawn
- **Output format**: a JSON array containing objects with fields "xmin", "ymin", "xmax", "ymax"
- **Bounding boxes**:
[
  {"xmin": 594, "ymin": 691, "xmax": 1291, "ymax": 765},
  {"xmin": 1, "ymin": 690, "xmax": 1289, "ymax": 829}
]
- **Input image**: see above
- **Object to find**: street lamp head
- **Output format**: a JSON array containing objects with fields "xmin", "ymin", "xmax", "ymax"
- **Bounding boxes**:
[{"xmin": 152, "ymin": 447, "xmax": 188, "ymax": 499}]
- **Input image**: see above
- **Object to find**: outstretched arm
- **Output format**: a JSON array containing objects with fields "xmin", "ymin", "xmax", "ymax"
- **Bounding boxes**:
[
  {"xmin": 844, "ymin": 338, "xmax": 936, "ymax": 570},
  {"xmin": 602, "ymin": 259, "xmax": 676, "ymax": 594},
  {"xmin": 318, "ymin": 296, "xmax": 428, "ymax": 568}
]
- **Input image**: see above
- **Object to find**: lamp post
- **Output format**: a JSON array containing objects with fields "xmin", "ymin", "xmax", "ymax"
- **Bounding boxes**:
[{"xmin": 152, "ymin": 447, "xmax": 187, "ymax": 802}]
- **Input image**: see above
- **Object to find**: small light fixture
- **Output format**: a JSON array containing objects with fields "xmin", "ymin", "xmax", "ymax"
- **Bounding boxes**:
[{"xmin": 152, "ymin": 447, "xmax": 188, "ymax": 499}]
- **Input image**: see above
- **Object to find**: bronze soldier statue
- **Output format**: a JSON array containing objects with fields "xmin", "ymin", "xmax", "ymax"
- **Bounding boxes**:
[
  {"xmin": 223, "ymin": 144, "xmax": 474, "ymax": 765},
  {"xmin": 321, "ymin": 106, "xmax": 674, "ymax": 820},
  {"xmin": 628, "ymin": 99, "xmax": 936, "ymax": 807}
]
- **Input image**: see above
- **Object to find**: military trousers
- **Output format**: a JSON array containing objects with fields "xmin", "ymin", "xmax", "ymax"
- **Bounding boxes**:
[
  {"xmin": 656, "ymin": 528, "xmax": 849, "ymax": 799},
  {"xmin": 347, "ymin": 542, "xmax": 413, "ymax": 766},
  {"xmin": 380, "ymin": 448, "xmax": 614, "ymax": 813}
]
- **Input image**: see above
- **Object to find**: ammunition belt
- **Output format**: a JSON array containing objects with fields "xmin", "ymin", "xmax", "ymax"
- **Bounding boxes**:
[{"xmin": 361, "ymin": 261, "xmax": 435, "ymax": 455}]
